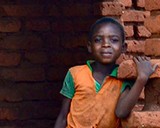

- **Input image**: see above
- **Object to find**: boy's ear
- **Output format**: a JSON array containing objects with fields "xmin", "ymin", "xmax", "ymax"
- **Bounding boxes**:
[
  {"xmin": 87, "ymin": 41, "xmax": 92, "ymax": 53},
  {"xmin": 122, "ymin": 42, "xmax": 127, "ymax": 53}
]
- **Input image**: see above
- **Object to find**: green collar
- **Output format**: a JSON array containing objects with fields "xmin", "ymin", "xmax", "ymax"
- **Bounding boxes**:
[{"xmin": 86, "ymin": 60, "xmax": 118, "ymax": 77}]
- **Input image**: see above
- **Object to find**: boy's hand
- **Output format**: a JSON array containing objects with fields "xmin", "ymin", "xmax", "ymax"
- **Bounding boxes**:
[{"xmin": 133, "ymin": 56, "xmax": 157, "ymax": 81}]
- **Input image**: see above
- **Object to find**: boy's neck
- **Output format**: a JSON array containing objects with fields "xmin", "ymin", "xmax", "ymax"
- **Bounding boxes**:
[{"xmin": 92, "ymin": 62, "xmax": 116, "ymax": 75}]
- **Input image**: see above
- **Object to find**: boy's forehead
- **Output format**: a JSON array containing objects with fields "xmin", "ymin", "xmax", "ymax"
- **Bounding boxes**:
[{"xmin": 93, "ymin": 23, "xmax": 121, "ymax": 36}]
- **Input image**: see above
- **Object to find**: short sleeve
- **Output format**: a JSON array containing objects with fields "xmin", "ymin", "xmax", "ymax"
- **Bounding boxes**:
[
  {"xmin": 121, "ymin": 80, "xmax": 135, "ymax": 93},
  {"xmin": 60, "ymin": 71, "xmax": 75, "ymax": 99}
]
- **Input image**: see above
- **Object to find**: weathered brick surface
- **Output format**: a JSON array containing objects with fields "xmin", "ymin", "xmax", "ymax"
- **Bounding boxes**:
[
  {"xmin": 0, "ymin": 18, "xmax": 21, "ymax": 32},
  {"xmin": 0, "ymin": 67, "xmax": 45, "ymax": 81},
  {"xmin": 121, "ymin": 111, "xmax": 160, "ymax": 127},
  {"xmin": 137, "ymin": 0, "xmax": 145, "ymax": 8},
  {"xmin": 48, "ymin": 5, "xmax": 61, "ymax": 17},
  {"xmin": 0, "ymin": 5, "xmax": 47, "ymax": 17},
  {"xmin": 25, "ymin": 19, "xmax": 50, "ymax": 31},
  {"xmin": 143, "ymin": 78, "xmax": 160, "ymax": 111},
  {"xmin": 52, "ymin": 20, "xmax": 74, "ymax": 32},
  {"xmin": 25, "ymin": 51, "xmax": 47, "ymax": 64},
  {"xmin": 0, "ymin": 101, "xmax": 58, "ymax": 120},
  {"xmin": 47, "ymin": 67, "xmax": 68, "ymax": 81},
  {"xmin": 121, "ymin": 10, "xmax": 150, "ymax": 22},
  {"xmin": 0, "ymin": 81, "xmax": 61, "ymax": 102},
  {"xmin": 137, "ymin": 25, "xmax": 151, "ymax": 37},
  {"xmin": 126, "ymin": 40, "xmax": 145, "ymax": 53},
  {"xmin": 124, "ymin": 25, "xmax": 134, "ymax": 37},
  {"xmin": 0, "ymin": 34, "xmax": 43, "ymax": 50},
  {"xmin": 0, "ymin": 52, "xmax": 21, "ymax": 66},
  {"xmin": 61, "ymin": 33, "xmax": 88, "ymax": 48},
  {"xmin": 0, "ymin": 120, "xmax": 54, "ymax": 128},
  {"xmin": 116, "ymin": 54, "xmax": 134, "ymax": 64},
  {"xmin": 94, "ymin": 2, "xmax": 125, "ymax": 16},
  {"xmin": 145, "ymin": 38, "xmax": 160, "ymax": 56},
  {"xmin": 118, "ymin": 59, "xmax": 160, "ymax": 79},
  {"xmin": 144, "ymin": 15, "xmax": 160, "ymax": 34},
  {"xmin": 118, "ymin": 0, "xmax": 132, "ymax": 7},
  {"xmin": 50, "ymin": 51, "xmax": 90, "ymax": 67},
  {"xmin": 145, "ymin": 0, "xmax": 160, "ymax": 11},
  {"xmin": 62, "ymin": 4, "xmax": 91, "ymax": 17}
]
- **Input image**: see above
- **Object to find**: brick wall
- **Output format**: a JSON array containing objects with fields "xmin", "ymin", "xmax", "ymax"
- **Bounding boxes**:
[{"xmin": 0, "ymin": 0, "xmax": 160, "ymax": 127}]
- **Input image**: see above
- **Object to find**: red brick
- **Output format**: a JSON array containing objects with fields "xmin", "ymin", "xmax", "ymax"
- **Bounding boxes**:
[
  {"xmin": 144, "ymin": 15, "xmax": 160, "ymax": 34},
  {"xmin": 0, "ymin": 5, "xmax": 46, "ymax": 17},
  {"xmin": 124, "ymin": 25, "xmax": 134, "ymax": 37},
  {"xmin": 126, "ymin": 40, "xmax": 145, "ymax": 53},
  {"xmin": 50, "ymin": 52, "xmax": 73, "ymax": 66},
  {"xmin": 48, "ymin": 5, "xmax": 61, "ymax": 16},
  {"xmin": 42, "ymin": 32, "xmax": 60, "ymax": 49},
  {"xmin": 145, "ymin": 0, "xmax": 160, "ymax": 11},
  {"xmin": 116, "ymin": 53, "xmax": 134, "ymax": 64},
  {"xmin": 0, "ymin": 34, "xmax": 43, "ymax": 50},
  {"xmin": 62, "ymin": 4, "xmax": 91, "ymax": 17},
  {"xmin": 0, "ymin": 82, "xmax": 22, "ymax": 102},
  {"xmin": 25, "ymin": 51, "xmax": 47, "ymax": 64},
  {"xmin": 0, "ymin": 101, "xmax": 56, "ymax": 120},
  {"xmin": 0, "ymin": 67, "xmax": 45, "ymax": 81},
  {"xmin": 137, "ymin": 0, "xmax": 145, "ymax": 8},
  {"xmin": 3, "ymin": 120, "xmax": 55, "ymax": 128},
  {"xmin": 50, "ymin": 51, "xmax": 90, "ymax": 66},
  {"xmin": 73, "ymin": 18, "xmax": 94, "ymax": 32},
  {"xmin": 47, "ymin": 67, "xmax": 68, "ymax": 81},
  {"xmin": 0, "ymin": 107, "xmax": 16, "ymax": 120},
  {"xmin": 121, "ymin": 111, "xmax": 160, "ymax": 128},
  {"xmin": 94, "ymin": 2, "xmax": 125, "ymax": 16},
  {"xmin": 52, "ymin": 18, "xmax": 92, "ymax": 33},
  {"xmin": 145, "ymin": 38, "xmax": 160, "ymax": 56},
  {"xmin": 0, "ymin": 82, "xmax": 59, "ymax": 102},
  {"xmin": 25, "ymin": 19, "xmax": 50, "ymax": 31},
  {"xmin": 137, "ymin": 25, "xmax": 151, "ymax": 37},
  {"xmin": 0, "ymin": 0, "xmax": 55, "ymax": 4},
  {"xmin": 121, "ymin": 10, "xmax": 150, "ymax": 22},
  {"xmin": 118, "ymin": 0, "xmax": 132, "ymax": 7},
  {"xmin": 0, "ymin": 52, "xmax": 20, "ymax": 66},
  {"xmin": 133, "ymin": 104, "xmax": 144, "ymax": 111},
  {"xmin": 61, "ymin": 33, "xmax": 87, "ymax": 48},
  {"xmin": 0, "ymin": 18, "xmax": 21, "ymax": 32},
  {"xmin": 144, "ymin": 78, "xmax": 160, "ymax": 111},
  {"xmin": 52, "ymin": 20, "xmax": 73, "ymax": 32},
  {"xmin": 118, "ymin": 59, "xmax": 160, "ymax": 79}
]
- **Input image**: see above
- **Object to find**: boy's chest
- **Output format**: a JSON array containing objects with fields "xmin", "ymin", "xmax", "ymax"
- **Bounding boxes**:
[{"xmin": 92, "ymin": 72, "xmax": 109, "ymax": 86}]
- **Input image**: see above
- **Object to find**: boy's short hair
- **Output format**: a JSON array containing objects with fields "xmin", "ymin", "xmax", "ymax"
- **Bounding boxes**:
[{"xmin": 88, "ymin": 17, "xmax": 125, "ymax": 43}]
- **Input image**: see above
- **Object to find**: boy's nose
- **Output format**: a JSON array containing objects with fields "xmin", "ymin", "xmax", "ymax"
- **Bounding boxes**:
[{"xmin": 102, "ymin": 38, "xmax": 110, "ymax": 47}]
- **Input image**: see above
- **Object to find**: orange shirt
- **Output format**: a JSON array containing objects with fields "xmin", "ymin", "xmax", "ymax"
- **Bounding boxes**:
[{"xmin": 67, "ymin": 65, "xmax": 123, "ymax": 128}]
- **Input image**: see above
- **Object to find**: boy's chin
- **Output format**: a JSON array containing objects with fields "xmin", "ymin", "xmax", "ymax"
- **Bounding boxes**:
[{"xmin": 99, "ymin": 60, "xmax": 116, "ymax": 65}]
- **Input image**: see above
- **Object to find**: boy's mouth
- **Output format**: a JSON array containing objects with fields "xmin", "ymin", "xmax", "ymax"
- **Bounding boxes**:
[{"xmin": 100, "ymin": 51, "xmax": 112, "ymax": 57}]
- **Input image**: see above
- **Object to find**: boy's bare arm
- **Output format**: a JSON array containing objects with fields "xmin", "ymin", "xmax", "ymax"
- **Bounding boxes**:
[
  {"xmin": 115, "ymin": 56, "xmax": 157, "ymax": 118},
  {"xmin": 54, "ymin": 97, "xmax": 71, "ymax": 128}
]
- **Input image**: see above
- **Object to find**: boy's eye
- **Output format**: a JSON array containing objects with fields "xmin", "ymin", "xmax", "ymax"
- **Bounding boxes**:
[
  {"xmin": 110, "ymin": 37, "xmax": 119, "ymax": 43},
  {"xmin": 93, "ymin": 36, "xmax": 103, "ymax": 43}
]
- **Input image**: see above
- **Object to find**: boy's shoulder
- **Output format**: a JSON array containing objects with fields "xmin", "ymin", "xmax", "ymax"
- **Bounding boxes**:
[{"xmin": 69, "ymin": 64, "xmax": 89, "ymax": 75}]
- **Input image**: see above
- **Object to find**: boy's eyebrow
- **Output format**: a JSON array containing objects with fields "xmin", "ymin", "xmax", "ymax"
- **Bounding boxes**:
[{"xmin": 92, "ymin": 34, "xmax": 120, "ymax": 38}]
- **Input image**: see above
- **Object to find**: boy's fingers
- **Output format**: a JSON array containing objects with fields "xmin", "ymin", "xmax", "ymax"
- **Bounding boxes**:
[
  {"xmin": 153, "ymin": 64, "xmax": 158, "ymax": 71},
  {"xmin": 141, "ymin": 56, "xmax": 145, "ymax": 61},
  {"xmin": 133, "ymin": 57, "xmax": 139, "ymax": 64},
  {"xmin": 145, "ymin": 56, "xmax": 150, "ymax": 61}
]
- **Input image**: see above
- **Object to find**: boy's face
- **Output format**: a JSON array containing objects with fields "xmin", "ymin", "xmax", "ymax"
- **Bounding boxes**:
[{"xmin": 88, "ymin": 23, "xmax": 125, "ymax": 64}]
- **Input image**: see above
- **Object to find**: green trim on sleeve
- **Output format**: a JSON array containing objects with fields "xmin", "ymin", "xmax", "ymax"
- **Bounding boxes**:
[{"xmin": 60, "ymin": 71, "xmax": 75, "ymax": 99}]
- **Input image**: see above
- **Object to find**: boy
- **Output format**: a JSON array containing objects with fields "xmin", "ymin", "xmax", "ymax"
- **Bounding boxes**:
[{"xmin": 54, "ymin": 17, "xmax": 157, "ymax": 128}]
